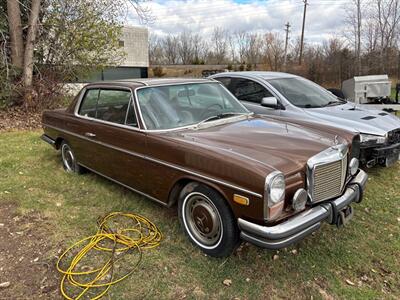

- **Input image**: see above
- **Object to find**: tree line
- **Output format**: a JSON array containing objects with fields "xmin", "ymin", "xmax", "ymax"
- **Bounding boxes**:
[
  {"xmin": 149, "ymin": 0, "xmax": 400, "ymax": 86},
  {"xmin": 0, "ymin": 0, "xmax": 148, "ymax": 109}
]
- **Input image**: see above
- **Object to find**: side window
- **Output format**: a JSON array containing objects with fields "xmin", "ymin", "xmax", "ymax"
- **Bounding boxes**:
[
  {"xmin": 79, "ymin": 89, "xmax": 99, "ymax": 117},
  {"xmin": 215, "ymin": 77, "xmax": 232, "ymax": 89},
  {"xmin": 96, "ymin": 89, "xmax": 132, "ymax": 124},
  {"xmin": 232, "ymin": 79, "xmax": 273, "ymax": 104}
]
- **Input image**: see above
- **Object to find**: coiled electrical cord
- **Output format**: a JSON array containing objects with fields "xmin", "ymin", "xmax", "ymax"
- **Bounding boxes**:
[{"xmin": 56, "ymin": 212, "xmax": 162, "ymax": 299}]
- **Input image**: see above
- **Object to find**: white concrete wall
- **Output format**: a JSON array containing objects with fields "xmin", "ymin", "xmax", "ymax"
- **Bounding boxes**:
[{"xmin": 121, "ymin": 26, "xmax": 149, "ymax": 68}]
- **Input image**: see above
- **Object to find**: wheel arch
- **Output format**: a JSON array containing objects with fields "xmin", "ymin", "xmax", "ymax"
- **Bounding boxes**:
[
  {"xmin": 55, "ymin": 137, "xmax": 65, "ymax": 150},
  {"xmin": 167, "ymin": 175, "xmax": 232, "ymax": 209}
]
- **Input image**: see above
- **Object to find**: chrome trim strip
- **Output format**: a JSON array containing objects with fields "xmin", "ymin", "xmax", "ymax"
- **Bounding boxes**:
[
  {"xmin": 78, "ymin": 163, "xmax": 168, "ymax": 207},
  {"xmin": 43, "ymin": 124, "xmax": 262, "ymax": 198}
]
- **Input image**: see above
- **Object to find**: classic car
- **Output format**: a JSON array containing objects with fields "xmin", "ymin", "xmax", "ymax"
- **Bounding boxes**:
[
  {"xmin": 210, "ymin": 72, "xmax": 400, "ymax": 168},
  {"xmin": 41, "ymin": 78, "xmax": 368, "ymax": 257}
]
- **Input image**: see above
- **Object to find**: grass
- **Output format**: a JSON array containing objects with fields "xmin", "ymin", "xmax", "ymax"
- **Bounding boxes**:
[{"xmin": 0, "ymin": 130, "xmax": 399, "ymax": 299}]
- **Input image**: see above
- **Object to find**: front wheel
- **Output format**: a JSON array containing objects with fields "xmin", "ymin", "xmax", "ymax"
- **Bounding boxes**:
[
  {"xmin": 60, "ymin": 141, "xmax": 83, "ymax": 174},
  {"xmin": 178, "ymin": 183, "xmax": 239, "ymax": 257}
]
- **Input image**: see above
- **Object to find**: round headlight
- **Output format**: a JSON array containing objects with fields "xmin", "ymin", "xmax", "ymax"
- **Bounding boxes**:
[
  {"xmin": 269, "ymin": 174, "xmax": 285, "ymax": 205},
  {"xmin": 292, "ymin": 188, "xmax": 307, "ymax": 211},
  {"xmin": 349, "ymin": 158, "xmax": 359, "ymax": 176}
]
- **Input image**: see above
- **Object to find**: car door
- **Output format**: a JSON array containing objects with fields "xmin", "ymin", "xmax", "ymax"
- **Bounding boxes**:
[
  {"xmin": 85, "ymin": 88, "xmax": 150, "ymax": 192},
  {"xmin": 65, "ymin": 88, "xmax": 107, "ymax": 170},
  {"xmin": 217, "ymin": 77, "xmax": 282, "ymax": 116}
]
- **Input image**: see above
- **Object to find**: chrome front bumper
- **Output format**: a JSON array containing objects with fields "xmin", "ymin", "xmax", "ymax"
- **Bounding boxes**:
[{"xmin": 238, "ymin": 169, "xmax": 368, "ymax": 250}]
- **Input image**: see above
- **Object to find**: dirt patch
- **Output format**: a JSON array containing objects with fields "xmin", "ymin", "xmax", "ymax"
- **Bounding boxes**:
[
  {"xmin": 0, "ymin": 107, "xmax": 42, "ymax": 132},
  {"xmin": 0, "ymin": 203, "xmax": 60, "ymax": 299}
]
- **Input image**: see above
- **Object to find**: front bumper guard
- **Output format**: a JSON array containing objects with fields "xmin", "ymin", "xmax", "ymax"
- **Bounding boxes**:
[{"xmin": 238, "ymin": 170, "xmax": 368, "ymax": 250}]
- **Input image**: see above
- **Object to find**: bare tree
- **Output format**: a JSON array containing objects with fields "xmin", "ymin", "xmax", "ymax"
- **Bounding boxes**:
[
  {"xmin": 244, "ymin": 33, "xmax": 262, "ymax": 65},
  {"xmin": 234, "ymin": 30, "xmax": 247, "ymax": 63},
  {"xmin": 149, "ymin": 33, "xmax": 164, "ymax": 64},
  {"xmin": 374, "ymin": 0, "xmax": 400, "ymax": 72},
  {"xmin": 177, "ymin": 31, "xmax": 194, "ymax": 64},
  {"xmin": 211, "ymin": 27, "xmax": 228, "ymax": 64},
  {"xmin": 162, "ymin": 34, "xmax": 179, "ymax": 64},
  {"xmin": 262, "ymin": 32, "xmax": 285, "ymax": 71}
]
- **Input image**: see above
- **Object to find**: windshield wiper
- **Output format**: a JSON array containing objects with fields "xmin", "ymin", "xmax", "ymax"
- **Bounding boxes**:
[
  {"xmin": 323, "ymin": 100, "xmax": 343, "ymax": 107},
  {"xmin": 195, "ymin": 112, "xmax": 249, "ymax": 128}
]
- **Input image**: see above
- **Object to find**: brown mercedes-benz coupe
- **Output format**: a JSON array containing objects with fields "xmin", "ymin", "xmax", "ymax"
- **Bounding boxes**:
[{"xmin": 41, "ymin": 78, "xmax": 368, "ymax": 257}]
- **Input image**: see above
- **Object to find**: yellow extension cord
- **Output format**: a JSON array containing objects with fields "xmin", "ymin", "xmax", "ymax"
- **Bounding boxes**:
[{"xmin": 56, "ymin": 212, "xmax": 162, "ymax": 300}]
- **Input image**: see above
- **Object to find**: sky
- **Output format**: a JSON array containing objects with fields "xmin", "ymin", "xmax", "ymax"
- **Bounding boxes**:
[{"xmin": 127, "ymin": 0, "xmax": 352, "ymax": 44}]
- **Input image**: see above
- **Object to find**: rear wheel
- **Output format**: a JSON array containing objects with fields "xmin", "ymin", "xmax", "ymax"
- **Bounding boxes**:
[
  {"xmin": 178, "ymin": 183, "xmax": 239, "ymax": 257},
  {"xmin": 61, "ymin": 141, "xmax": 83, "ymax": 174}
]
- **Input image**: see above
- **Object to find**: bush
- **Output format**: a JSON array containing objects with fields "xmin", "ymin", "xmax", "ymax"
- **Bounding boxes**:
[
  {"xmin": 239, "ymin": 64, "xmax": 245, "ymax": 71},
  {"xmin": 152, "ymin": 66, "xmax": 166, "ymax": 77},
  {"xmin": 246, "ymin": 63, "xmax": 252, "ymax": 71},
  {"xmin": 227, "ymin": 64, "xmax": 233, "ymax": 70}
]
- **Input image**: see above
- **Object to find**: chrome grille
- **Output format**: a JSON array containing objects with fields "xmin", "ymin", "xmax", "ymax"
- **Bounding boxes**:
[
  {"xmin": 312, "ymin": 156, "xmax": 347, "ymax": 202},
  {"xmin": 307, "ymin": 145, "xmax": 348, "ymax": 203}
]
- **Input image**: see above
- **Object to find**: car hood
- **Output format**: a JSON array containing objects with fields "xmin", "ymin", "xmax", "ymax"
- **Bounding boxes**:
[
  {"xmin": 304, "ymin": 103, "xmax": 400, "ymax": 135},
  {"xmin": 170, "ymin": 117, "xmax": 339, "ymax": 175}
]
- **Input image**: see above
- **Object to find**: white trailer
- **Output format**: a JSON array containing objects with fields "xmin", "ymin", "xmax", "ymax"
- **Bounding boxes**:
[{"xmin": 340, "ymin": 75, "xmax": 400, "ymax": 110}]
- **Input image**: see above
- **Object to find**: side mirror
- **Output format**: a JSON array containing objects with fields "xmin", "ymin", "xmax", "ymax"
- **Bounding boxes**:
[{"xmin": 261, "ymin": 97, "xmax": 279, "ymax": 108}]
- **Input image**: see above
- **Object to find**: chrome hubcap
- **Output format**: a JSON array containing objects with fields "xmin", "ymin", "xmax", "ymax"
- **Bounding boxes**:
[
  {"xmin": 184, "ymin": 193, "xmax": 222, "ymax": 246},
  {"xmin": 61, "ymin": 144, "xmax": 75, "ymax": 172}
]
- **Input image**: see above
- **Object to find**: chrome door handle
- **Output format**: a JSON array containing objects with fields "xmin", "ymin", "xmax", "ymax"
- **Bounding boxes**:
[{"xmin": 84, "ymin": 132, "xmax": 96, "ymax": 138}]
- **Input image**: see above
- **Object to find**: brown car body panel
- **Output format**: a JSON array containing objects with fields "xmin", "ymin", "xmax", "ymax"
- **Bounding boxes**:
[{"xmin": 42, "ymin": 79, "xmax": 358, "ymax": 225}]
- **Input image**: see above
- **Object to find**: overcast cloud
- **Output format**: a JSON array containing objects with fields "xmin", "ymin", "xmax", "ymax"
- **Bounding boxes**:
[{"xmin": 127, "ymin": 0, "xmax": 350, "ymax": 44}]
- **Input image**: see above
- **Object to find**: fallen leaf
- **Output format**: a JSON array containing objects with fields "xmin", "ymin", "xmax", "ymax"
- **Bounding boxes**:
[
  {"xmin": 245, "ymin": 278, "xmax": 250, "ymax": 282},
  {"xmin": 371, "ymin": 268, "xmax": 378, "ymax": 273},
  {"xmin": 345, "ymin": 279, "xmax": 355, "ymax": 286},
  {"xmin": 0, "ymin": 282, "xmax": 10, "ymax": 288},
  {"xmin": 291, "ymin": 249, "xmax": 298, "ymax": 255},
  {"xmin": 223, "ymin": 279, "xmax": 232, "ymax": 286},
  {"xmin": 273, "ymin": 254, "xmax": 279, "ymax": 260}
]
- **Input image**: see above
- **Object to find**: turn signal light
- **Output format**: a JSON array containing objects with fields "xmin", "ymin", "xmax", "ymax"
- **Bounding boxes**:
[{"xmin": 233, "ymin": 194, "xmax": 250, "ymax": 206}]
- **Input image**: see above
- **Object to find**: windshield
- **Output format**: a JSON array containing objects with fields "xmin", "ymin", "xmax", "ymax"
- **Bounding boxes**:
[
  {"xmin": 136, "ymin": 82, "xmax": 249, "ymax": 130},
  {"xmin": 267, "ymin": 77, "xmax": 344, "ymax": 108}
]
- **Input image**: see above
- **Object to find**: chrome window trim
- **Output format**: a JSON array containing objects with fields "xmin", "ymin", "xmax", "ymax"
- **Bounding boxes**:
[
  {"xmin": 43, "ymin": 123, "xmax": 262, "ymax": 198},
  {"xmin": 74, "ymin": 85, "xmax": 143, "ymax": 132},
  {"xmin": 306, "ymin": 144, "xmax": 349, "ymax": 203},
  {"xmin": 133, "ymin": 81, "xmax": 250, "ymax": 132}
]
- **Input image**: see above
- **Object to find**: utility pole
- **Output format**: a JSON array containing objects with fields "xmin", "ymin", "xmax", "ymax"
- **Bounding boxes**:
[
  {"xmin": 299, "ymin": 0, "xmax": 308, "ymax": 65},
  {"xmin": 284, "ymin": 22, "xmax": 291, "ymax": 69},
  {"xmin": 356, "ymin": 0, "xmax": 361, "ymax": 75}
]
